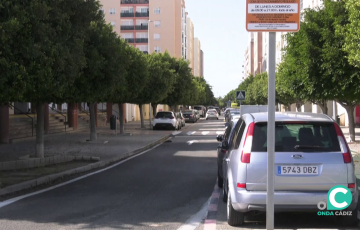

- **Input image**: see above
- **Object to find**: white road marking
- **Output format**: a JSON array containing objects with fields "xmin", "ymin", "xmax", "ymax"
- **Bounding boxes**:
[
  {"xmin": 172, "ymin": 131, "xmax": 182, "ymax": 135},
  {"xmin": 0, "ymin": 143, "xmax": 164, "ymax": 209},
  {"xmin": 187, "ymin": 140, "xmax": 198, "ymax": 145},
  {"xmin": 177, "ymin": 197, "xmax": 211, "ymax": 230},
  {"xmin": 187, "ymin": 131, "xmax": 196, "ymax": 135},
  {"xmin": 199, "ymin": 128, "xmax": 226, "ymax": 131},
  {"xmin": 203, "ymin": 125, "xmax": 225, "ymax": 127},
  {"xmin": 202, "ymin": 131, "xmax": 210, "ymax": 135},
  {"xmin": 216, "ymin": 131, "xmax": 224, "ymax": 135}
]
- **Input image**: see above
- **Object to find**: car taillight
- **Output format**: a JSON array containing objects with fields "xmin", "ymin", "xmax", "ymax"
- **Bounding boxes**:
[
  {"xmin": 241, "ymin": 122, "xmax": 255, "ymax": 163},
  {"xmin": 334, "ymin": 123, "xmax": 352, "ymax": 163},
  {"xmin": 348, "ymin": 183, "xmax": 355, "ymax": 188},
  {"xmin": 190, "ymin": 115, "xmax": 193, "ymax": 117},
  {"xmin": 237, "ymin": 183, "xmax": 246, "ymax": 188},
  {"xmin": 221, "ymin": 149, "xmax": 227, "ymax": 153},
  {"xmin": 170, "ymin": 116, "xmax": 174, "ymax": 119}
]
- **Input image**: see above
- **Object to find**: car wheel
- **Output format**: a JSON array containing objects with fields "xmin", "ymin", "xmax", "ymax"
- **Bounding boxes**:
[
  {"xmin": 227, "ymin": 190, "xmax": 245, "ymax": 226},
  {"xmin": 172, "ymin": 126, "xmax": 176, "ymax": 130},
  {"xmin": 153, "ymin": 127, "xmax": 156, "ymax": 130},
  {"xmin": 218, "ymin": 171, "xmax": 223, "ymax": 188}
]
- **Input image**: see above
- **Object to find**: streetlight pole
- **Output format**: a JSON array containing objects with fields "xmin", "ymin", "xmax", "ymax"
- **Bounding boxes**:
[{"xmin": 148, "ymin": 20, "xmax": 153, "ymax": 128}]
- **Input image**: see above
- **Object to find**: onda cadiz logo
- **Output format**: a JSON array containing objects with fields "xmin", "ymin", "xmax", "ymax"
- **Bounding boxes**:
[{"xmin": 317, "ymin": 185, "xmax": 353, "ymax": 216}]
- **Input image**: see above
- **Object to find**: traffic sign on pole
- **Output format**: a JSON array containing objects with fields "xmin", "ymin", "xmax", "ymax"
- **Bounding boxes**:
[
  {"xmin": 246, "ymin": 0, "xmax": 301, "ymax": 32},
  {"xmin": 245, "ymin": 1, "xmax": 301, "ymax": 229},
  {"xmin": 236, "ymin": 91, "xmax": 246, "ymax": 101}
]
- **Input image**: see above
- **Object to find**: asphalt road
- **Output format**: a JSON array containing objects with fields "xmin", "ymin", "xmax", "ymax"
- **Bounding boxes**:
[{"xmin": 0, "ymin": 117, "xmax": 222, "ymax": 230}]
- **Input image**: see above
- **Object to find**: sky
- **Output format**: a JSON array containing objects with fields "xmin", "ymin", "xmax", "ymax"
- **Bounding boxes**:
[{"xmin": 185, "ymin": 0, "xmax": 248, "ymax": 98}]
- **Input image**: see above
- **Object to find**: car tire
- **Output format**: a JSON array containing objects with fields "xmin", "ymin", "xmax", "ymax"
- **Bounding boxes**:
[
  {"xmin": 227, "ymin": 191, "xmax": 245, "ymax": 226},
  {"xmin": 172, "ymin": 126, "xmax": 176, "ymax": 130},
  {"xmin": 153, "ymin": 127, "xmax": 156, "ymax": 130},
  {"xmin": 218, "ymin": 171, "xmax": 223, "ymax": 188}
]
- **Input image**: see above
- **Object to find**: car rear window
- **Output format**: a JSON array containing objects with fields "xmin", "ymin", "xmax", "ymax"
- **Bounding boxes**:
[
  {"xmin": 194, "ymin": 107, "xmax": 202, "ymax": 110},
  {"xmin": 252, "ymin": 122, "xmax": 341, "ymax": 152},
  {"xmin": 155, "ymin": 112, "xmax": 173, "ymax": 118},
  {"xmin": 182, "ymin": 110, "xmax": 193, "ymax": 114},
  {"xmin": 231, "ymin": 111, "xmax": 240, "ymax": 115}
]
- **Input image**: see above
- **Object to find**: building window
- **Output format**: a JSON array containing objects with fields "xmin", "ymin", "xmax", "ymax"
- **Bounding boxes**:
[
  {"xmin": 154, "ymin": 7, "xmax": 160, "ymax": 14},
  {"xmin": 155, "ymin": 46, "xmax": 161, "ymax": 53},
  {"xmin": 182, "ymin": 46, "xmax": 184, "ymax": 56},
  {"xmin": 154, "ymin": 33, "xmax": 160, "ymax": 40},
  {"xmin": 110, "ymin": 8, "xmax": 116, "ymax": 15},
  {"xmin": 111, "ymin": 21, "xmax": 116, "ymax": 27},
  {"xmin": 154, "ymin": 21, "xmax": 161, "ymax": 27},
  {"xmin": 182, "ymin": 33, "xmax": 184, "ymax": 43}
]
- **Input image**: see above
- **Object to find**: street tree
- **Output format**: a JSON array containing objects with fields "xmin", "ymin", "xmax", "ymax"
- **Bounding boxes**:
[
  {"xmin": 342, "ymin": 0, "xmax": 360, "ymax": 67},
  {"xmin": 158, "ymin": 57, "xmax": 193, "ymax": 112},
  {"xmin": 283, "ymin": 0, "xmax": 360, "ymax": 141},
  {"xmin": 130, "ymin": 51, "xmax": 175, "ymax": 128},
  {"xmin": 110, "ymin": 45, "xmax": 148, "ymax": 134},
  {"xmin": 0, "ymin": 0, "xmax": 102, "ymax": 157},
  {"xmin": 68, "ymin": 21, "xmax": 127, "ymax": 141}
]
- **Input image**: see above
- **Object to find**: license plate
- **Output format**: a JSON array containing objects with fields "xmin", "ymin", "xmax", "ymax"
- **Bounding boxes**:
[{"xmin": 278, "ymin": 166, "xmax": 318, "ymax": 175}]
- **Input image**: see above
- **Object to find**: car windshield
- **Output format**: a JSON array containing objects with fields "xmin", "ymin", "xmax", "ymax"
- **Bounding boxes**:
[
  {"xmin": 155, "ymin": 112, "xmax": 173, "ymax": 118},
  {"xmin": 231, "ymin": 111, "xmax": 240, "ymax": 115},
  {"xmin": 252, "ymin": 122, "xmax": 341, "ymax": 152}
]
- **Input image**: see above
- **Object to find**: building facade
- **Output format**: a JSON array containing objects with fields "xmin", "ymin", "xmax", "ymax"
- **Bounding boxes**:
[
  {"xmin": 193, "ymin": 37, "xmax": 201, "ymax": 77},
  {"xmin": 200, "ymin": 50, "xmax": 204, "ymax": 78},
  {"xmin": 186, "ymin": 16, "xmax": 194, "ymax": 75}
]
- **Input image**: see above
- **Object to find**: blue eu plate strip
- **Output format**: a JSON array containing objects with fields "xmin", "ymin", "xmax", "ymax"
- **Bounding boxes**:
[{"xmin": 278, "ymin": 166, "xmax": 281, "ymax": 174}]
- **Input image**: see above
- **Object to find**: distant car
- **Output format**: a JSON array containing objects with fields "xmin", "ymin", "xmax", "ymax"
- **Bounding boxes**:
[
  {"xmin": 206, "ymin": 109, "xmax": 219, "ymax": 120},
  {"xmin": 222, "ymin": 112, "xmax": 359, "ymax": 226},
  {"xmin": 182, "ymin": 110, "xmax": 197, "ymax": 123},
  {"xmin": 225, "ymin": 109, "xmax": 240, "ymax": 122},
  {"xmin": 153, "ymin": 111, "xmax": 179, "ymax": 130}
]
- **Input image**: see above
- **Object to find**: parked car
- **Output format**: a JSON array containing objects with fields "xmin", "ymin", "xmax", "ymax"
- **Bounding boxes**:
[
  {"xmin": 182, "ymin": 110, "xmax": 197, "ymax": 123},
  {"xmin": 179, "ymin": 112, "xmax": 185, "ymax": 127},
  {"xmin": 206, "ymin": 109, "xmax": 219, "ymax": 120},
  {"xmin": 193, "ymin": 105, "xmax": 206, "ymax": 117},
  {"xmin": 225, "ymin": 109, "xmax": 240, "ymax": 122},
  {"xmin": 229, "ymin": 111, "xmax": 241, "ymax": 121},
  {"xmin": 153, "ymin": 111, "xmax": 179, "ymax": 130},
  {"xmin": 222, "ymin": 112, "xmax": 359, "ymax": 226},
  {"xmin": 216, "ymin": 119, "xmax": 239, "ymax": 188}
]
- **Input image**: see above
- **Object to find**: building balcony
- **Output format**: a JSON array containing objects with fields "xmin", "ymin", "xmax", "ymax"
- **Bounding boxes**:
[
  {"xmin": 124, "ymin": 38, "xmax": 135, "ymax": 43},
  {"xmin": 135, "ymin": 12, "xmax": 149, "ymax": 17},
  {"xmin": 120, "ymin": 12, "xmax": 135, "ymax": 17},
  {"xmin": 121, "ymin": 25, "xmax": 135, "ymax": 30},
  {"xmin": 136, "ymin": 38, "xmax": 148, "ymax": 43},
  {"xmin": 135, "ymin": 25, "xmax": 148, "ymax": 30},
  {"xmin": 121, "ymin": 0, "xmax": 149, "ymax": 4}
]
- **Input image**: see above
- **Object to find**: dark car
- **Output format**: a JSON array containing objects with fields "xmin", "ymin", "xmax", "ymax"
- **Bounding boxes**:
[
  {"xmin": 216, "ymin": 119, "xmax": 239, "ymax": 188},
  {"xmin": 182, "ymin": 110, "xmax": 197, "ymax": 123}
]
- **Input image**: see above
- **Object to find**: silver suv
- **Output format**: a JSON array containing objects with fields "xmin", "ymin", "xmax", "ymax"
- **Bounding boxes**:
[{"xmin": 222, "ymin": 112, "xmax": 359, "ymax": 226}]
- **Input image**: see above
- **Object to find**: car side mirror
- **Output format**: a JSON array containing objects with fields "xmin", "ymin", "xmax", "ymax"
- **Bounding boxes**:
[
  {"xmin": 217, "ymin": 134, "xmax": 224, "ymax": 142},
  {"xmin": 225, "ymin": 123, "xmax": 229, "ymax": 127}
]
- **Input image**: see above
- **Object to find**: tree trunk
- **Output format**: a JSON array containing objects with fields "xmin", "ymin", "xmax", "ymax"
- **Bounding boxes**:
[
  {"xmin": 35, "ymin": 103, "xmax": 45, "ymax": 158},
  {"xmin": 118, "ymin": 103, "xmax": 125, "ymax": 134},
  {"xmin": 139, "ymin": 104, "xmax": 145, "ymax": 128},
  {"xmin": 152, "ymin": 103, "xmax": 157, "ymax": 117},
  {"xmin": 296, "ymin": 102, "xmax": 302, "ymax": 112},
  {"xmin": 317, "ymin": 100, "xmax": 328, "ymax": 114},
  {"xmin": 345, "ymin": 104, "xmax": 356, "ymax": 142},
  {"xmin": 89, "ymin": 103, "xmax": 97, "ymax": 141}
]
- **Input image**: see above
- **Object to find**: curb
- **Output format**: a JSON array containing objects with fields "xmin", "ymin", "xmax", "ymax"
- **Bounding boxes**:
[{"xmin": 0, "ymin": 134, "xmax": 171, "ymax": 197}]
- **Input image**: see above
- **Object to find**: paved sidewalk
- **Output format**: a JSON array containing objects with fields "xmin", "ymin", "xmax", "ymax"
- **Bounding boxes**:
[{"xmin": 0, "ymin": 120, "xmax": 178, "ymax": 162}]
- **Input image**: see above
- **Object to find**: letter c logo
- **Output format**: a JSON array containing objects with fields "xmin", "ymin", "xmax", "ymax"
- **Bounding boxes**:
[{"xmin": 329, "ymin": 188, "xmax": 348, "ymax": 209}]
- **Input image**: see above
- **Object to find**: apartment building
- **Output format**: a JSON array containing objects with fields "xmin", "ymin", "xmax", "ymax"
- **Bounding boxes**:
[
  {"xmin": 186, "ymin": 16, "xmax": 195, "ymax": 75},
  {"xmin": 200, "ymin": 50, "xmax": 204, "ymax": 78},
  {"xmin": 243, "ymin": 32, "xmax": 254, "ymax": 78},
  {"xmin": 193, "ymin": 37, "xmax": 201, "ymax": 77}
]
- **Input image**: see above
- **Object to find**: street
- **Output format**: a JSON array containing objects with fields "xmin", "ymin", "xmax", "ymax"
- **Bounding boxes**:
[{"xmin": 0, "ymin": 115, "xmax": 359, "ymax": 230}]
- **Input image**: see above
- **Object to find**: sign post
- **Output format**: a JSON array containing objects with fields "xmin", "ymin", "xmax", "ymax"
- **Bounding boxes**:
[{"xmin": 246, "ymin": 1, "xmax": 300, "ymax": 229}]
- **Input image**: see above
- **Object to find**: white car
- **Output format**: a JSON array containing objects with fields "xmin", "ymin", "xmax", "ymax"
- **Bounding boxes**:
[
  {"xmin": 153, "ymin": 111, "xmax": 180, "ymax": 130},
  {"xmin": 206, "ymin": 109, "xmax": 219, "ymax": 120}
]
